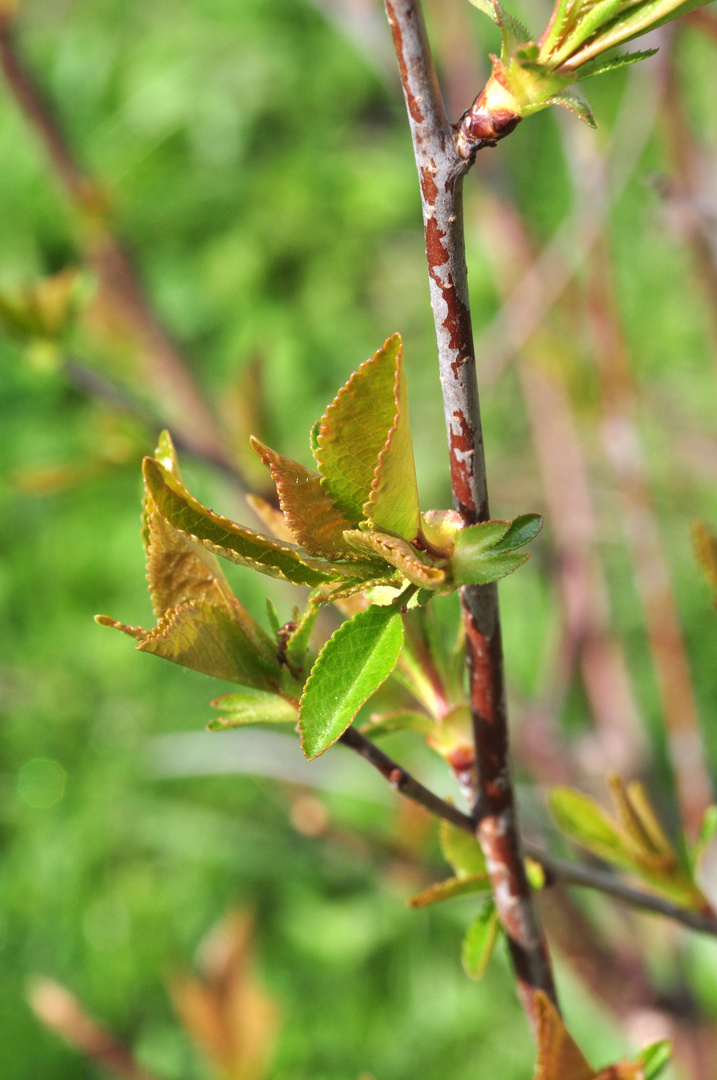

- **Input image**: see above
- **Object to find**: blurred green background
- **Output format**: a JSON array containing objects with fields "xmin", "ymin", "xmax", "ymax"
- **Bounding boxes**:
[{"xmin": 2, "ymin": 0, "xmax": 717, "ymax": 1077}]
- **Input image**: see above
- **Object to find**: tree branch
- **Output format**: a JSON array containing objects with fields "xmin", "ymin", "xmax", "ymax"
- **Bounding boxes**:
[
  {"xmin": 339, "ymin": 728, "xmax": 717, "ymax": 940},
  {"xmin": 340, "ymin": 726, "xmax": 476, "ymax": 832},
  {"xmin": 384, "ymin": 0, "xmax": 556, "ymax": 1027},
  {"xmin": 527, "ymin": 847, "xmax": 717, "ymax": 938}
]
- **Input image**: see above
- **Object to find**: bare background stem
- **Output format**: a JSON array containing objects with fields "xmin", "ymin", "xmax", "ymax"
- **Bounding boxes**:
[
  {"xmin": 384, "ymin": 0, "xmax": 556, "ymax": 1027},
  {"xmin": 0, "ymin": 8, "xmax": 240, "ymax": 480}
]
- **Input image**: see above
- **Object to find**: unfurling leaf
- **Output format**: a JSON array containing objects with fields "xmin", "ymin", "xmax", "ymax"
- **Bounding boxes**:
[
  {"xmin": 693, "ymin": 519, "xmax": 717, "ymax": 600},
  {"xmin": 636, "ymin": 1041, "xmax": 671, "ymax": 1080},
  {"xmin": 169, "ymin": 911, "xmax": 279, "ymax": 1080},
  {"xmin": 549, "ymin": 786, "xmax": 641, "ymax": 870},
  {"xmin": 462, "ymin": 902, "xmax": 500, "ymax": 979},
  {"xmin": 406, "ymin": 873, "xmax": 491, "ymax": 908},
  {"xmin": 316, "ymin": 334, "xmax": 421, "ymax": 541},
  {"xmin": 343, "ymin": 529, "xmax": 445, "ymax": 589},
  {"xmin": 532, "ymin": 990, "xmax": 667, "ymax": 1077},
  {"xmin": 440, "ymin": 818, "xmax": 487, "ymax": 877},
  {"xmin": 208, "ymin": 690, "xmax": 298, "ymax": 730},
  {"xmin": 143, "ymin": 456, "xmax": 378, "ymax": 589},
  {"xmin": 298, "ymin": 603, "xmax": 404, "ymax": 760},
  {"xmin": 549, "ymin": 780, "xmax": 710, "ymax": 909},
  {"xmin": 250, "ymin": 437, "xmax": 354, "ymax": 557},
  {"xmin": 450, "ymin": 514, "xmax": 542, "ymax": 587},
  {"xmin": 462, "ymin": 0, "xmax": 706, "ymax": 144}
]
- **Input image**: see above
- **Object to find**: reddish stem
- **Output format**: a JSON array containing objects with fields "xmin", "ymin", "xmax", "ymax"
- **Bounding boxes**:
[{"xmin": 384, "ymin": 0, "xmax": 557, "ymax": 1029}]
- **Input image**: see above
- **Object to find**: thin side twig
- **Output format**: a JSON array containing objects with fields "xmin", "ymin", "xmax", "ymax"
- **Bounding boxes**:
[
  {"xmin": 339, "ymin": 728, "xmax": 717, "ymax": 938},
  {"xmin": 339, "ymin": 727, "xmax": 477, "ymax": 833},
  {"xmin": 28, "ymin": 979, "xmax": 162, "ymax": 1080},
  {"xmin": 384, "ymin": 0, "xmax": 557, "ymax": 1027}
]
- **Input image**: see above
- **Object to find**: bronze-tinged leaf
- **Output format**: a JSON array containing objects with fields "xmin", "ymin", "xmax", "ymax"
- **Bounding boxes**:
[
  {"xmin": 692, "ymin": 519, "xmax": 717, "ymax": 598},
  {"xmin": 316, "ymin": 334, "xmax": 418, "ymax": 533},
  {"xmin": 594, "ymin": 1067, "xmax": 642, "ymax": 1079},
  {"xmin": 169, "ymin": 911, "xmax": 279, "ymax": 1080},
  {"xmin": 533, "ymin": 991, "xmax": 596, "ymax": 1080},
  {"xmin": 316, "ymin": 575, "xmax": 401, "ymax": 604},
  {"xmin": 406, "ymin": 872, "xmax": 491, "ymax": 908},
  {"xmin": 138, "ymin": 599, "xmax": 282, "ymax": 690},
  {"xmin": 343, "ymin": 529, "xmax": 445, "ymax": 589},
  {"xmin": 95, "ymin": 614, "xmax": 146, "ymax": 641},
  {"xmin": 362, "ymin": 339, "xmax": 421, "ymax": 542},
  {"xmin": 250, "ymin": 437, "xmax": 355, "ymax": 556},
  {"xmin": 143, "ymin": 457, "xmax": 365, "ymax": 587},
  {"xmin": 145, "ymin": 504, "xmax": 236, "ymax": 619}
]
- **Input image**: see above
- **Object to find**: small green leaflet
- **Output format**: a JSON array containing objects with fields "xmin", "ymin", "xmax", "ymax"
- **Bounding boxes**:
[
  {"xmin": 462, "ymin": 902, "xmax": 501, "ymax": 979},
  {"xmin": 316, "ymin": 333, "xmax": 421, "ymax": 541},
  {"xmin": 208, "ymin": 689, "xmax": 298, "ymax": 730},
  {"xmin": 407, "ymin": 873, "xmax": 491, "ymax": 908},
  {"xmin": 298, "ymin": 603, "xmax": 404, "ymax": 760},
  {"xmin": 637, "ymin": 1041, "xmax": 672, "ymax": 1080},
  {"xmin": 440, "ymin": 818, "xmax": 487, "ymax": 877},
  {"xmin": 451, "ymin": 513, "xmax": 542, "ymax": 587}
]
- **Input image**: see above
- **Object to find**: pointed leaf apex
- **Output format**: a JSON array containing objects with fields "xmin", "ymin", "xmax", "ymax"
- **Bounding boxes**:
[{"xmin": 155, "ymin": 430, "xmax": 181, "ymax": 477}]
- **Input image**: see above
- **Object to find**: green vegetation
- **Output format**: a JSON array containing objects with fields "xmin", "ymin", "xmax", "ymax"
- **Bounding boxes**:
[{"xmin": 2, "ymin": 0, "xmax": 717, "ymax": 1077}]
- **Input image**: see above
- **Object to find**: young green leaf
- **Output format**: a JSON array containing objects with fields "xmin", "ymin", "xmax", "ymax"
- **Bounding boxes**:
[
  {"xmin": 362, "ymin": 339, "xmax": 421, "ymax": 541},
  {"xmin": 124, "ymin": 599, "xmax": 283, "ymax": 689},
  {"xmin": 549, "ymin": 787, "xmax": 637, "ymax": 870},
  {"xmin": 440, "ymin": 818, "xmax": 487, "ymax": 877},
  {"xmin": 462, "ymin": 903, "xmax": 500, "ymax": 980},
  {"xmin": 316, "ymin": 334, "xmax": 421, "ymax": 541},
  {"xmin": 208, "ymin": 689, "xmax": 298, "ymax": 729},
  {"xmin": 406, "ymin": 873, "xmax": 491, "ymax": 908},
  {"xmin": 298, "ymin": 603, "xmax": 404, "ymax": 760},
  {"xmin": 636, "ymin": 1041, "xmax": 671, "ymax": 1080},
  {"xmin": 343, "ymin": 529, "xmax": 445, "ymax": 589},
  {"xmin": 489, "ymin": 513, "xmax": 543, "ymax": 553},
  {"xmin": 543, "ymin": 90, "xmax": 596, "ymax": 128},
  {"xmin": 143, "ymin": 457, "xmax": 379, "ymax": 588},
  {"xmin": 692, "ymin": 805, "xmax": 717, "ymax": 870},
  {"xmin": 450, "ymin": 515, "xmax": 541, "ymax": 587},
  {"xmin": 573, "ymin": 48, "xmax": 658, "ymax": 82}
]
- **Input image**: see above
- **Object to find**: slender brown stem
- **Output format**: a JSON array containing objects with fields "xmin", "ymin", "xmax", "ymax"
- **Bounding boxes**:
[
  {"xmin": 340, "ymin": 728, "xmax": 717, "ymax": 938},
  {"xmin": 28, "ymin": 979, "xmax": 162, "ymax": 1080},
  {"xmin": 527, "ymin": 849, "xmax": 717, "ymax": 938},
  {"xmin": 384, "ymin": 0, "xmax": 556, "ymax": 1027},
  {"xmin": 340, "ymin": 727, "xmax": 476, "ymax": 832}
]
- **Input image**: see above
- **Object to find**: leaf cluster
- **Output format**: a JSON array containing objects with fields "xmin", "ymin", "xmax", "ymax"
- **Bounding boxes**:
[
  {"xmin": 550, "ymin": 775, "xmax": 716, "ymax": 910},
  {"xmin": 467, "ymin": 0, "xmax": 715, "ymax": 132},
  {"xmin": 99, "ymin": 336, "xmax": 542, "ymax": 761}
]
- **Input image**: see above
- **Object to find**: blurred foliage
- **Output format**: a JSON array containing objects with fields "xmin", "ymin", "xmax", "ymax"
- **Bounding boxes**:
[{"xmin": 2, "ymin": 0, "xmax": 717, "ymax": 1077}]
